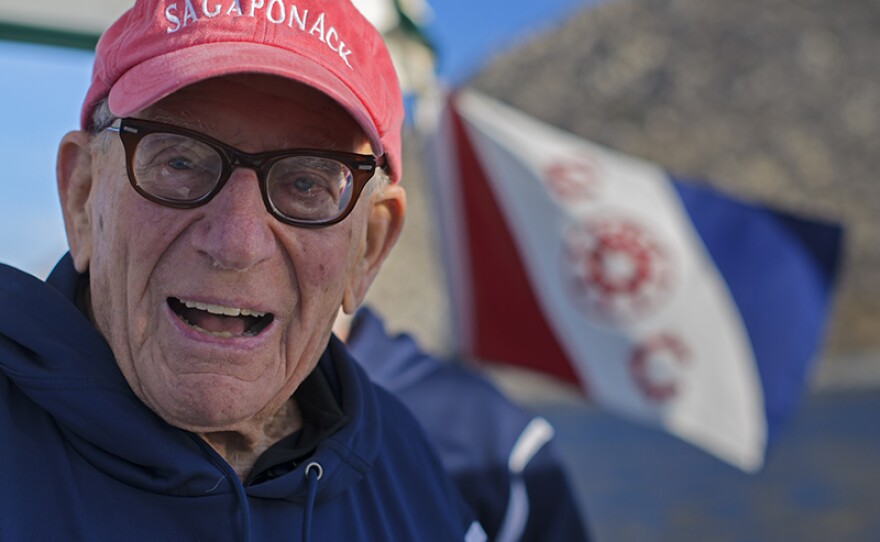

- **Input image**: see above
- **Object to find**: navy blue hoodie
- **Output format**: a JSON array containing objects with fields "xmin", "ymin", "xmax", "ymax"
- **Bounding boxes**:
[{"xmin": 0, "ymin": 257, "xmax": 485, "ymax": 542}]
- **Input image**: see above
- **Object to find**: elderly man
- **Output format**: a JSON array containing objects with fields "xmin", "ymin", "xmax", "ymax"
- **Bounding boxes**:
[{"xmin": 0, "ymin": 1, "xmax": 485, "ymax": 541}]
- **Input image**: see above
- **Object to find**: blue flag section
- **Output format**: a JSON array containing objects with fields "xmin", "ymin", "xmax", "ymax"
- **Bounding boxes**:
[
  {"xmin": 430, "ymin": 89, "xmax": 844, "ymax": 470},
  {"xmin": 674, "ymin": 179, "xmax": 843, "ymax": 444}
]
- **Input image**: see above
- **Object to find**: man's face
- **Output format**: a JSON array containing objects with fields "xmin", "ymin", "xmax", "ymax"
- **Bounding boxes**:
[{"xmin": 59, "ymin": 75, "xmax": 402, "ymax": 433}]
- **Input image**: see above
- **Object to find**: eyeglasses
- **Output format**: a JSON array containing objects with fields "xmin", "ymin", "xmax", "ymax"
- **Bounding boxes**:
[{"xmin": 106, "ymin": 118, "xmax": 381, "ymax": 228}]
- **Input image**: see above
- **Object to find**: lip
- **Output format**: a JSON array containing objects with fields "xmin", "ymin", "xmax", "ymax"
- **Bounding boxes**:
[{"xmin": 162, "ymin": 298, "xmax": 278, "ymax": 349}]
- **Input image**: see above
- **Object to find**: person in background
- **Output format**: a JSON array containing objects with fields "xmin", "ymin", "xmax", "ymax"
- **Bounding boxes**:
[
  {"xmin": 0, "ymin": 1, "xmax": 487, "ymax": 540},
  {"xmin": 336, "ymin": 306, "xmax": 591, "ymax": 541}
]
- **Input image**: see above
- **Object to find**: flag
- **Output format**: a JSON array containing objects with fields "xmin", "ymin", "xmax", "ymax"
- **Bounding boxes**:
[{"xmin": 426, "ymin": 89, "xmax": 842, "ymax": 472}]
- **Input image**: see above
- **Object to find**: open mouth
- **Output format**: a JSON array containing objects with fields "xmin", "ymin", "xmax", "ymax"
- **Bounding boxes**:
[{"xmin": 168, "ymin": 297, "xmax": 275, "ymax": 338}]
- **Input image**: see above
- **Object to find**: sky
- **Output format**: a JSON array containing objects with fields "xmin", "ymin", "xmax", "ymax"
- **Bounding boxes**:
[
  {"xmin": 0, "ymin": 0, "xmax": 598, "ymax": 277},
  {"xmin": 0, "ymin": 43, "xmax": 93, "ymax": 276}
]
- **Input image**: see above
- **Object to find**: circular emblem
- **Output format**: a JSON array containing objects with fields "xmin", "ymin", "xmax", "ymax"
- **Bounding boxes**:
[
  {"xmin": 561, "ymin": 217, "xmax": 676, "ymax": 325},
  {"xmin": 629, "ymin": 334, "xmax": 692, "ymax": 403},
  {"xmin": 542, "ymin": 157, "xmax": 600, "ymax": 202}
]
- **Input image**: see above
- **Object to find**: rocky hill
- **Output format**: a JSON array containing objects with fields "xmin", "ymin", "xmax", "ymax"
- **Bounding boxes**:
[{"xmin": 468, "ymin": 0, "xmax": 880, "ymax": 359}]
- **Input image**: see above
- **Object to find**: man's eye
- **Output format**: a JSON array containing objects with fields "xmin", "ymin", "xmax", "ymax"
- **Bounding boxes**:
[
  {"xmin": 167, "ymin": 157, "xmax": 195, "ymax": 170},
  {"xmin": 293, "ymin": 177, "xmax": 318, "ymax": 193}
]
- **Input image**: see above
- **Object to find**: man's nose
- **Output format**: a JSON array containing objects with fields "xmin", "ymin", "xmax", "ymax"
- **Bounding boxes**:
[{"xmin": 191, "ymin": 168, "xmax": 276, "ymax": 271}]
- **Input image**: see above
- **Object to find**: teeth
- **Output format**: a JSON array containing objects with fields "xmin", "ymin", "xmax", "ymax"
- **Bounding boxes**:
[
  {"xmin": 181, "ymin": 299, "xmax": 266, "ymax": 318},
  {"xmin": 189, "ymin": 324, "xmax": 236, "ymax": 338}
]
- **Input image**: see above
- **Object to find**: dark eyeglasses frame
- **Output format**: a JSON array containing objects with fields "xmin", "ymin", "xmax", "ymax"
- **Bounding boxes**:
[{"xmin": 106, "ymin": 117, "xmax": 382, "ymax": 228}]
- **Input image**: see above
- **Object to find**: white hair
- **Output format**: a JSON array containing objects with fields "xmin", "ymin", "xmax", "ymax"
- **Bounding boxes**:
[{"xmin": 88, "ymin": 99, "xmax": 116, "ymax": 134}]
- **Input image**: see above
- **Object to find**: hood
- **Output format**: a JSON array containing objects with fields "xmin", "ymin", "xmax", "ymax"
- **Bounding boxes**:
[
  {"xmin": 0, "ymin": 255, "xmax": 380, "ymax": 502},
  {"xmin": 345, "ymin": 307, "xmax": 444, "ymax": 393}
]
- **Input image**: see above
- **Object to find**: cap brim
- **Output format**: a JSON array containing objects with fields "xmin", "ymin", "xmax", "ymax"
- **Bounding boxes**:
[{"xmin": 108, "ymin": 41, "xmax": 385, "ymax": 158}]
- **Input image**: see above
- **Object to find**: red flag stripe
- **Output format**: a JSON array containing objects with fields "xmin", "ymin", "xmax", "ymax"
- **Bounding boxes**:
[{"xmin": 449, "ymin": 97, "xmax": 582, "ymax": 386}]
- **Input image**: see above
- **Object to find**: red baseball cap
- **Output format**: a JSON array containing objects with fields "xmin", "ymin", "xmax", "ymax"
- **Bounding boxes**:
[{"xmin": 81, "ymin": 0, "xmax": 405, "ymax": 182}]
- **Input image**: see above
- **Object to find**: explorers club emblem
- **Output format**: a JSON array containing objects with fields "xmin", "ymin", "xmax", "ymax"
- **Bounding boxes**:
[
  {"xmin": 542, "ymin": 156, "xmax": 600, "ymax": 202},
  {"xmin": 629, "ymin": 334, "xmax": 692, "ymax": 403},
  {"xmin": 561, "ymin": 217, "xmax": 677, "ymax": 325}
]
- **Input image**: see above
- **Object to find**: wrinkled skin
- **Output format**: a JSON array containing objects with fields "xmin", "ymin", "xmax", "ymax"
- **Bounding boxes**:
[{"xmin": 56, "ymin": 74, "xmax": 405, "ymax": 469}]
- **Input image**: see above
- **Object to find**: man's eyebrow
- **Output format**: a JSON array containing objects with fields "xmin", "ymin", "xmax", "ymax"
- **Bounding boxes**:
[
  {"xmin": 146, "ymin": 111, "xmax": 211, "ymax": 132},
  {"xmin": 270, "ymin": 134, "xmax": 339, "ymax": 150}
]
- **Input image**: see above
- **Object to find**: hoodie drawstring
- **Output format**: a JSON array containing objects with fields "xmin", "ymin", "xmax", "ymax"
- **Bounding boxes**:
[
  {"xmin": 302, "ymin": 462, "xmax": 323, "ymax": 542},
  {"xmin": 233, "ymin": 476, "xmax": 252, "ymax": 542}
]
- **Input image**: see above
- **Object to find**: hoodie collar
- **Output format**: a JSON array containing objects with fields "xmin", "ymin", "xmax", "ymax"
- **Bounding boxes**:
[{"xmin": 245, "ymin": 364, "xmax": 350, "ymax": 486}]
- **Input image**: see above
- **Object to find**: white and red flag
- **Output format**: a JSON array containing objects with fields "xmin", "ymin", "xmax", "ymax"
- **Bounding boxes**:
[{"xmin": 426, "ymin": 89, "xmax": 841, "ymax": 471}]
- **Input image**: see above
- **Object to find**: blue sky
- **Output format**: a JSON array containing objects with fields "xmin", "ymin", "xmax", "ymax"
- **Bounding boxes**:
[
  {"xmin": 0, "ymin": 0, "xmax": 597, "ymax": 277},
  {"xmin": 0, "ymin": 43, "xmax": 94, "ymax": 276},
  {"xmin": 425, "ymin": 0, "xmax": 597, "ymax": 84}
]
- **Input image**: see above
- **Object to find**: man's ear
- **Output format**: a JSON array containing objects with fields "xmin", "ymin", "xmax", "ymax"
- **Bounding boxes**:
[
  {"xmin": 57, "ymin": 131, "xmax": 95, "ymax": 273},
  {"xmin": 342, "ymin": 183, "xmax": 406, "ymax": 314}
]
